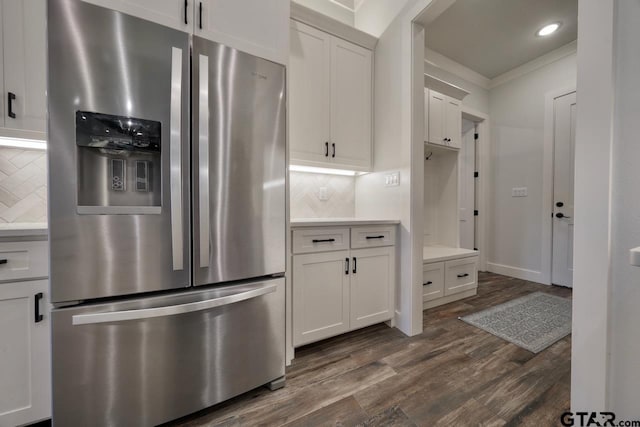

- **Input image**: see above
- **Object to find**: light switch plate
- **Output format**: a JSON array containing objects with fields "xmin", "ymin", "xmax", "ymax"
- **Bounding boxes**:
[
  {"xmin": 512, "ymin": 187, "xmax": 528, "ymax": 197},
  {"xmin": 318, "ymin": 187, "xmax": 329, "ymax": 201},
  {"xmin": 385, "ymin": 172, "xmax": 400, "ymax": 187}
]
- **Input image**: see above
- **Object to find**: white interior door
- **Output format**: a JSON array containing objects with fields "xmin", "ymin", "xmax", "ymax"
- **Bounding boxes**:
[
  {"xmin": 552, "ymin": 92, "xmax": 577, "ymax": 287},
  {"xmin": 459, "ymin": 119, "xmax": 475, "ymax": 250}
]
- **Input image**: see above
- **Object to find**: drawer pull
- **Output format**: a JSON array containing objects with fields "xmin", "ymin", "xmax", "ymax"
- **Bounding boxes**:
[
  {"xmin": 312, "ymin": 238, "xmax": 335, "ymax": 243},
  {"xmin": 34, "ymin": 293, "xmax": 44, "ymax": 323},
  {"xmin": 457, "ymin": 273, "xmax": 470, "ymax": 278},
  {"xmin": 365, "ymin": 235, "xmax": 385, "ymax": 240},
  {"xmin": 424, "ymin": 281, "xmax": 433, "ymax": 285},
  {"xmin": 0, "ymin": 259, "xmax": 7, "ymax": 265}
]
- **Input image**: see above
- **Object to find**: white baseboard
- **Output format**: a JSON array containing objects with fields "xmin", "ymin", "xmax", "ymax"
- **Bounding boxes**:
[{"xmin": 486, "ymin": 262, "xmax": 549, "ymax": 285}]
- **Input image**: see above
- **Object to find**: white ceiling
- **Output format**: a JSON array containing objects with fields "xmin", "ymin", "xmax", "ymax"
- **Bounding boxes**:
[{"xmin": 418, "ymin": 0, "xmax": 578, "ymax": 79}]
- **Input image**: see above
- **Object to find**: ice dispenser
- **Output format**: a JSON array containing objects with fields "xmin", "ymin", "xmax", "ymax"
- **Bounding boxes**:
[{"xmin": 76, "ymin": 111, "xmax": 162, "ymax": 214}]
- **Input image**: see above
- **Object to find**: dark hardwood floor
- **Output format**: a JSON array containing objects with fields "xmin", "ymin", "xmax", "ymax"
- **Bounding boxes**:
[{"xmin": 171, "ymin": 272, "xmax": 573, "ymax": 427}]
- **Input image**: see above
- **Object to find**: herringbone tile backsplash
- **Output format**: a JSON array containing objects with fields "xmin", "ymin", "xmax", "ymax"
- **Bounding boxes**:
[
  {"xmin": 0, "ymin": 147, "xmax": 47, "ymax": 224},
  {"xmin": 290, "ymin": 171, "xmax": 355, "ymax": 218}
]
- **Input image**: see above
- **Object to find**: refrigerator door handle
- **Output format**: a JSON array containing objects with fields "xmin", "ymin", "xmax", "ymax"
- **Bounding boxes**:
[
  {"xmin": 72, "ymin": 283, "xmax": 277, "ymax": 325},
  {"xmin": 170, "ymin": 47, "xmax": 184, "ymax": 271},
  {"xmin": 198, "ymin": 54, "xmax": 210, "ymax": 268}
]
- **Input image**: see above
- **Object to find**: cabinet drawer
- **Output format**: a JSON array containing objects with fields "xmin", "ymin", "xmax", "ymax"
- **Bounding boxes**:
[
  {"xmin": 292, "ymin": 228, "xmax": 350, "ymax": 254},
  {"xmin": 350, "ymin": 226, "xmax": 396, "ymax": 249},
  {"xmin": 422, "ymin": 262, "xmax": 444, "ymax": 302},
  {"xmin": 0, "ymin": 240, "xmax": 48, "ymax": 283},
  {"xmin": 444, "ymin": 257, "xmax": 478, "ymax": 296}
]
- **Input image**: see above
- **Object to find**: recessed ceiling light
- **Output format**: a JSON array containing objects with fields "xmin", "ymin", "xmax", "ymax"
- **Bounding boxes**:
[{"xmin": 537, "ymin": 22, "xmax": 561, "ymax": 37}]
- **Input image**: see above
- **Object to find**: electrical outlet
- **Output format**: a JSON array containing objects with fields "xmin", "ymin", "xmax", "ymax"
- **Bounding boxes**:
[
  {"xmin": 318, "ymin": 187, "xmax": 329, "ymax": 201},
  {"xmin": 385, "ymin": 172, "xmax": 400, "ymax": 187},
  {"xmin": 512, "ymin": 187, "xmax": 528, "ymax": 197}
]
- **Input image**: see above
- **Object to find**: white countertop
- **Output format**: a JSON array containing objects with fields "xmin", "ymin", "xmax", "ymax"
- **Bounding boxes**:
[
  {"xmin": 423, "ymin": 246, "xmax": 477, "ymax": 263},
  {"xmin": 0, "ymin": 223, "xmax": 48, "ymax": 238},
  {"xmin": 291, "ymin": 218, "xmax": 400, "ymax": 227}
]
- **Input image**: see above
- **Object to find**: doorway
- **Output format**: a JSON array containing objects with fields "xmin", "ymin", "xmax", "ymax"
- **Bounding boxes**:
[{"xmin": 551, "ymin": 91, "xmax": 577, "ymax": 287}]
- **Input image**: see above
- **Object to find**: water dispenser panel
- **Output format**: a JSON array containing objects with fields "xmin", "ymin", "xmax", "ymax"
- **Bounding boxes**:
[{"xmin": 76, "ymin": 111, "xmax": 162, "ymax": 214}]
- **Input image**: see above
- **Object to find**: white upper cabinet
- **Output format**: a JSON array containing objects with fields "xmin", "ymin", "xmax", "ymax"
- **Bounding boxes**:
[
  {"xmin": 289, "ymin": 20, "xmax": 331, "ymax": 165},
  {"xmin": 81, "ymin": 0, "xmax": 192, "ymax": 32},
  {"xmin": 289, "ymin": 20, "xmax": 373, "ymax": 172},
  {"xmin": 445, "ymin": 97, "xmax": 461, "ymax": 149},
  {"xmin": 330, "ymin": 37, "xmax": 372, "ymax": 170},
  {"xmin": 0, "ymin": 0, "xmax": 47, "ymax": 140},
  {"xmin": 426, "ymin": 89, "xmax": 462, "ymax": 150},
  {"xmin": 82, "ymin": 0, "xmax": 289, "ymax": 64},
  {"xmin": 427, "ymin": 89, "xmax": 446, "ymax": 145},
  {"xmin": 195, "ymin": 0, "xmax": 289, "ymax": 65}
]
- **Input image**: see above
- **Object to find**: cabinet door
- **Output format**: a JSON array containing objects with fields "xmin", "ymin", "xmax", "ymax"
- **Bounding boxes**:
[
  {"xmin": 0, "ymin": 280, "xmax": 50, "ymax": 426},
  {"xmin": 293, "ymin": 251, "xmax": 350, "ymax": 346},
  {"xmin": 445, "ymin": 96, "xmax": 462, "ymax": 149},
  {"xmin": 428, "ymin": 90, "xmax": 446, "ymax": 146},
  {"xmin": 289, "ymin": 21, "xmax": 332, "ymax": 167},
  {"xmin": 350, "ymin": 247, "xmax": 395, "ymax": 330},
  {"xmin": 196, "ymin": 0, "xmax": 289, "ymax": 65},
  {"xmin": 330, "ymin": 37, "xmax": 372, "ymax": 171},
  {"xmin": 80, "ymin": 0, "xmax": 191, "ymax": 31},
  {"xmin": 2, "ymin": 0, "xmax": 46, "ymax": 138}
]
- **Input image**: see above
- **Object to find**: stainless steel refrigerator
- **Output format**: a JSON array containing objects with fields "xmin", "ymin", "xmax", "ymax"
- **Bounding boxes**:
[{"xmin": 47, "ymin": 1, "xmax": 286, "ymax": 425}]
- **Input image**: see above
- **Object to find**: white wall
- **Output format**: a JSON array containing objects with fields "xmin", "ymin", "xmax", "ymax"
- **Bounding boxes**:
[
  {"xmin": 292, "ymin": 0, "xmax": 354, "ymax": 26},
  {"xmin": 571, "ymin": 0, "xmax": 614, "ymax": 412},
  {"xmin": 354, "ymin": 0, "xmax": 409, "ymax": 37},
  {"xmin": 487, "ymin": 52, "xmax": 576, "ymax": 282},
  {"xmin": 608, "ymin": 0, "xmax": 640, "ymax": 417}
]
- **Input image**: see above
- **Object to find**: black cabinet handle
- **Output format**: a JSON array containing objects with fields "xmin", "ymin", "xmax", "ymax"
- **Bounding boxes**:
[
  {"xmin": 199, "ymin": 2, "xmax": 202, "ymax": 29},
  {"xmin": 352, "ymin": 257, "xmax": 357, "ymax": 274},
  {"xmin": 424, "ymin": 281, "xmax": 433, "ymax": 285},
  {"xmin": 184, "ymin": 0, "xmax": 188, "ymax": 25},
  {"xmin": 0, "ymin": 259, "xmax": 7, "ymax": 265},
  {"xmin": 366, "ymin": 235, "xmax": 385, "ymax": 240},
  {"xmin": 325, "ymin": 142, "xmax": 329, "ymax": 157},
  {"xmin": 34, "ymin": 293, "xmax": 43, "ymax": 323},
  {"xmin": 457, "ymin": 273, "xmax": 469, "ymax": 278},
  {"xmin": 8, "ymin": 92, "xmax": 16, "ymax": 119},
  {"xmin": 345, "ymin": 258, "xmax": 349, "ymax": 275},
  {"xmin": 332, "ymin": 143, "xmax": 336, "ymax": 158},
  {"xmin": 312, "ymin": 238, "xmax": 335, "ymax": 243}
]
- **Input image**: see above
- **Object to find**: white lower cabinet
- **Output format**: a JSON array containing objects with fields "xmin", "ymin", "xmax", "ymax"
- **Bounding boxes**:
[
  {"xmin": 350, "ymin": 246, "xmax": 395, "ymax": 330},
  {"xmin": 0, "ymin": 279, "xmax": 50, "ymax": 427},
  {"xmin": 423, "ymin": 254, "xmax": 478, "ymax": 309},
  {"xmin": 292, "ymin": 225, "xmax": 396, "ymax": 347},
  {"xmin": 293, "ymin": 250, "xmax": 350, "ymax": 346},
  {"xmin": 422, "ymin": 262, "xmax": 445, "ymax": 302}
]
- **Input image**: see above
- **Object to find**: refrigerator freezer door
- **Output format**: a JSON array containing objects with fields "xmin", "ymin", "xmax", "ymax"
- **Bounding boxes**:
[
  {"xmin": 52, "ymin": 278, "xmax": 285, "ymax": 426},
  {"xmin": 48, "ymin": 1, "xmax": 191, "ymax": 303},
  {"xmin": 192, "ymin": 37, "xmax": 286, "ymax": 286}
]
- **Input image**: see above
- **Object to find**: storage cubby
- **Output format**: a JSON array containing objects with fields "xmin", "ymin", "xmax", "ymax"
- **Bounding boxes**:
[{"xmin": 423, "ymin": 145, "xmax": 459, "ymax": 248}]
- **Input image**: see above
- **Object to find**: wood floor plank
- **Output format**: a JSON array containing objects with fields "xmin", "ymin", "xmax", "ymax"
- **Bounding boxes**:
[{"xmin": 283, "ymin": 396, "xmax": 369, "ymax": 427}]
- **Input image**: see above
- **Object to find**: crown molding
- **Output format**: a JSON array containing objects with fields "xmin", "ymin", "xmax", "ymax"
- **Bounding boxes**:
[
  {"xmin": 489, "ymin": 40, "xmax": 578, "ymax": 89},
  {"xmin": 424, "ymin": 47, "xmax": 491, "ymax": 89}
]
